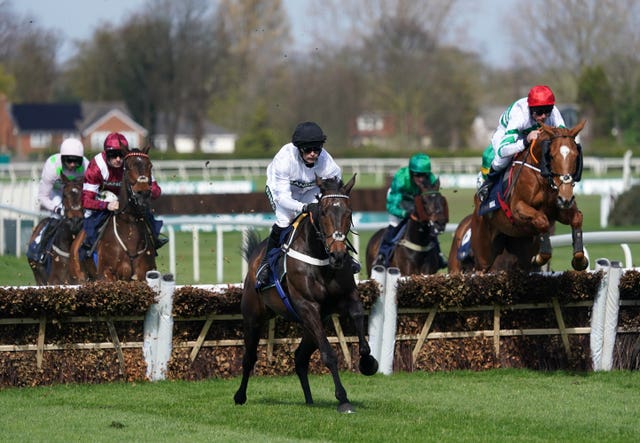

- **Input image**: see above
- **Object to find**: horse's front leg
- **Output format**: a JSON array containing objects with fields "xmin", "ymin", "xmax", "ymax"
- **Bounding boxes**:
[
  {"xmin": 512, "ymin": 201, "xmax": 551, "ymax": 233},
  {"xmin": 298, "ymin": 301, "xmax": 353, "ymax": 413},
  {"xmin": 559, "ymin": 208, "xmax": 588, "ymax": 271},
  {"xmin": 345, "ymin": 289, "xmax": 378, "ymax": 376}
]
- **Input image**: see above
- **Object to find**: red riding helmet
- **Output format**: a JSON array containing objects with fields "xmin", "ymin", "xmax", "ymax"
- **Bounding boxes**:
[
  {"xmin": 103, "ymin": 132, "xmax": 129, "ymax": 151},
  {"xmin": 527, "ymin": 85, "xmax": 555, "ymax": 107}
]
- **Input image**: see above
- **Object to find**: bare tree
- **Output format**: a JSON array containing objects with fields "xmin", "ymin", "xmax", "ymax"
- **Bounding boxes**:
[
  {"xmin": 0, "ymin": 1, "xmax": 60, "ymax": 101},
  {"xmin": 510, "ymin": 0, "xmax": 640, "ymax": 95}
]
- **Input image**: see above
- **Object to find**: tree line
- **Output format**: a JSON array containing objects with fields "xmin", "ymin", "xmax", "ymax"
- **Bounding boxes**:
[{"xmin": 0, "ymin": 0, "xmax": 639, "ymax": 156}]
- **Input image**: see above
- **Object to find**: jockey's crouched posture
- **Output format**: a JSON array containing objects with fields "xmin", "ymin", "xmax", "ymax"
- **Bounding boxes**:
[
  {"xmin": 79, "ymin": 132, "xmax": 167, "ymax": 258},
  {"xmin": 255, "ymin": 121, "xmax": 361, "ymax": 289},
  {"xmin": 477, "ymin": 85, "xmax": 566, "ymax": 202},
  {"xmin": 28, "ymin": 138, "xmax": 89, "ymax": 263},
  {"xmin": 374, "ymin": 153, "xmax": 448, "ymax": 269}
]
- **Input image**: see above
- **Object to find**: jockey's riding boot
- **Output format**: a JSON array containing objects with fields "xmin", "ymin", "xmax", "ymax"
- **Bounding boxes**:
[
  {"xmin": 80, "ymin": 241, "xmax": 93, "ymax": 260},
  {"xmin": 256, "ymin": 224, "xmax": 283, "ymax": 288},
  {"xmin": 374, "ymin": 224, "xmax": 398, "ymax": 266},
  {"xmin": 350, "ymin": 256, "xmax": 361, "ymax": 274},
  {"xmin": 477, "ymin": 167, "xmax": 498, "ymax": 202},
  {"xmin": 35, "ymin": 220, "xmax": 56, "ymax": 263},
  {"xmin": 154, "ymin": 235, "xmax": 169, "ymax": 249},
  {"xmin": 436, "ymin": 241, "xmax": 448, "ymax": 269}
]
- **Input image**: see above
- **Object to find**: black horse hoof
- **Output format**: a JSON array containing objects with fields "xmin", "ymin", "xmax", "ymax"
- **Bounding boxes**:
[
  {"xmin": 359, "ymin": 354, "xmax": 378, "ymax": 376},
  {"xmin": 572, "ymin": 255, "xmax": 589, "ymax": 271},
  {"xmin": 337, "ymin": 402, "xmax": 356, "ymax": 414},
  {"xmin": 233, "ymin": 391, "xmax": 247, "ymax": 405}
]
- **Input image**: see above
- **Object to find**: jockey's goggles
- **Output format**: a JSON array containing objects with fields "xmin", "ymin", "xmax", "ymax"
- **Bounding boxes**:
[
  {"xmin": 531, "ymin": 105, "xmax": 553, "ymax": 116},
  {"xmin": 62, "ymin": 155, "xmax": 82, "ymax": 165},
  {"xmin": 106, "ymin": 150, "xmax": 124, "ymax": 160},
  {"xmin": 300, "ymin": 145, "xmax": 323, "ymax": 154}
]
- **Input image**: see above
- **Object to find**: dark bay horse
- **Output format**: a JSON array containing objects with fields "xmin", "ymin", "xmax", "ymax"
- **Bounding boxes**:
[
  {"xmin": 471, "ymin": 120, "xmax": 588, "ymax": 272},
  {"xmin": 70, "ymin": 146, "xmax": 157, "ymax": 282},
  {"xmin": 364, "ymin": 178, "xmax": 449, "ymax": 277},
  {"xmin": 234, "ymin": 175, "xmax": 378, "ymax": 413},
  {"xmin": 28, "ymin": 174, "xmax": 84, "ymax": 285}
]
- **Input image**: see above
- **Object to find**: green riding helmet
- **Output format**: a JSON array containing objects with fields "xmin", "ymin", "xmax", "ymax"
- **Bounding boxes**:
[{"xmin": 409, "ymin": 153, "xmax": 432, "ymax": 174}]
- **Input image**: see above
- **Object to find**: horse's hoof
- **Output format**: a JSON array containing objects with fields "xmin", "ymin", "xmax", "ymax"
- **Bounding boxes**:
[
  {"xmin": 572, "ymin": 256, "xmax": 589, "ymax": 271},
  {"xmin": 337, "ymin": 402, "xmax": 356, "ymax": 414},
  {"xmin": 233, "ymin": 391, "xmax": 247, "ymax": 405},
  {"xmin": 359, "ymin": 354, "xmax": 379, "ymax": 376}
]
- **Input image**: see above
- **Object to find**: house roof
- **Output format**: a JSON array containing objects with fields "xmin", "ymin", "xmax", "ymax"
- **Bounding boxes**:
[
  {"xmin": 80, "ymin": 101, "xmax": 147, "ymax": 136},
  {"xmin": 155, "ymin": 113, "xmax": 235, "ymax": 136},
  {"xmin": 11, "ymin": 103, "xmax": 82, "ymax": 131}
]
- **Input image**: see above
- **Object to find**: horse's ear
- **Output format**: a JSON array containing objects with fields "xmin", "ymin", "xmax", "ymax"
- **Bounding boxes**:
[
  {"xmin": 570, "ymin": 119, "xmax": 587, "ymax": 137},
  {"xmin": 143, "ymin": 145, "xmax": 151, "ymax": 155},
  {"xmin": 343, "ymin": 174, "xmax": 356, "ymax": 195},
  {"xmin": 432, "ymin": 177, "xmax": 441, "ymax": 191},
  {"xmin": 61, "ymin": 173, "xmax": 70, "ymax": 183}
]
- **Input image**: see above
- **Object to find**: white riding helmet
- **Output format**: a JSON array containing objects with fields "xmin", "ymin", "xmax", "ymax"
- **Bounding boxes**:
[{"xmin": 60, "ymin": 138, "xmax": 84, "ymax": 157}]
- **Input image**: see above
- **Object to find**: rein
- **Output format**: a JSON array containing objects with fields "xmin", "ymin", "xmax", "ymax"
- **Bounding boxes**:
[{"xmin": 287, "ymin": 192, "xmax": 356, "ymax": 266}]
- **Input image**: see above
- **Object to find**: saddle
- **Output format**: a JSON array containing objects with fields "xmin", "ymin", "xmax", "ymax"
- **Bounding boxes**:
[
  {"xmin": 456, "ymin": 226, "xmax": 473, "ymax": 261},
  {"xmin": 478, "ymin": 170, "xmax": 510, "ymax": 217},
  {"xmin": 26, "ymin": 218, "xmax": 62, "ymax": 271}
]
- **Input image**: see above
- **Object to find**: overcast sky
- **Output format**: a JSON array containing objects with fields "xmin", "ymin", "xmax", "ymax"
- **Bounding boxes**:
[{"xmin": 14, "ymin": 0, "xmax": 513, "ymax": 67}]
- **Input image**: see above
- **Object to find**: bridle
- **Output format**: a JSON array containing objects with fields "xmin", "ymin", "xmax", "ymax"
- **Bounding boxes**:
[
  {"xmin": 116, "ymin": 151, "xmax": 152, "ymax": 215},
  {"xmin": 311, "ymin": 192, "xmax": 357, "ymax": 258},
  {"xmin": 537, "ymin": 134, "xmax": 583, "ymax": 191},
  {"xmin": 111, "ymin": 150, "xmax": 153, "ymax": 259}
]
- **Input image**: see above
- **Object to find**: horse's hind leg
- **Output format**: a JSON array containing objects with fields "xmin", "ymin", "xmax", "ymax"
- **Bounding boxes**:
[
  {"xmin": 233, "ymin": 295, "xmax": 265, "ymax": 405},
  {"xmin": 233, "ymin": 318, "xmax": 261, "ymax": 405},
  {"xmin": 294, "ymin": 332, "xmax": 318, "ymax": 405}
]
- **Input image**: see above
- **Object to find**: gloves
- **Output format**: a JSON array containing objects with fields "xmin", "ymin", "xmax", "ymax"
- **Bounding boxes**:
[{"xmin": 303, "ymin": 202, "xmax": 319, "ymax": 213}]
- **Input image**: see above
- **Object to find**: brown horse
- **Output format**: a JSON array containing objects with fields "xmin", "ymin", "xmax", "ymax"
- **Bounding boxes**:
[
  {"xmin": 234, "ymin": 175, "xmax": 378, "ymax": 413},
  {"xmin": 365, "ymin": 178, "xmax": 449, "ymax": 277},
  {"xmin": 70, "ymin": 146, "xmax": 157, "ymax": 282},
  {"xmin": 448, "ymin": 213, "xmax": 539, "ymax": 273},
  {"xmin": 471, "ymin": 120, "xmax": 588, "ymax": 272},
  {"xmin": 28, "ymin": 174, "xmax": 84, "ymax": 285}
]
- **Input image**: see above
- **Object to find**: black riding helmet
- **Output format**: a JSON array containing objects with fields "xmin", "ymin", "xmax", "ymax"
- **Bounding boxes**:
[{"xmin": 292, "ymin": 122, "xmax": 326, "ymax": 166}]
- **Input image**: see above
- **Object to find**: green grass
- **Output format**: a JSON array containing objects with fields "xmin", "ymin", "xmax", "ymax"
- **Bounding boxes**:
[
  {"xmin": 2, "ymin": 189, "xmax": 639, "ymax": 287},
  {"xmin": 1, "ymin": 370, "xmax": 638, "ymax": 442}
]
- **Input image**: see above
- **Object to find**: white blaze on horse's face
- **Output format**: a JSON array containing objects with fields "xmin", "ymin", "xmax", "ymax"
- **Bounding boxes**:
[
  {"xmin": 560, "ymin": 145, "xmax": 571, "ymax": 158},
  {"xmin": 137, "ymin": 176, "xmax": 149, "ymax": 183}
]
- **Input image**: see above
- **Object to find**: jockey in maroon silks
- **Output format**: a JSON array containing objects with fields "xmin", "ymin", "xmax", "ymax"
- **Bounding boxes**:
[{"xmin": 79, "ymin": 132, "xmax": 167, "ymax": 258}]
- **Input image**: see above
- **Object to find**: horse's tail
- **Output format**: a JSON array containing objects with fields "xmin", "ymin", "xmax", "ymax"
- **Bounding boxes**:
[{"xmin": 242, "ymin": 229, "xmax": 263, "ymax": 261}]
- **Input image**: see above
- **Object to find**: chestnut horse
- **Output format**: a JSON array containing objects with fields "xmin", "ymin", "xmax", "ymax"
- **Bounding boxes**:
[
  {"xmin": 471, "ymin": 120, "xmax": 588, "ymax": 272},
  {"xmin": 365, "ymin": 178, "xmax": 449, "ymax": 277},
  {"xmin": 448, "ymin": 213, "xmax": 539, "ymax": 273},
  {"xmin": 234, "ymin": 175, "xmax": 378, "ymax": 413},
  {"xmin": 28, "ymin": 174, "xmax": 84, "ymax": 285},
  {"xmin": 70, "ymin": 146, "xmax": 157, "ymax": 282}
]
